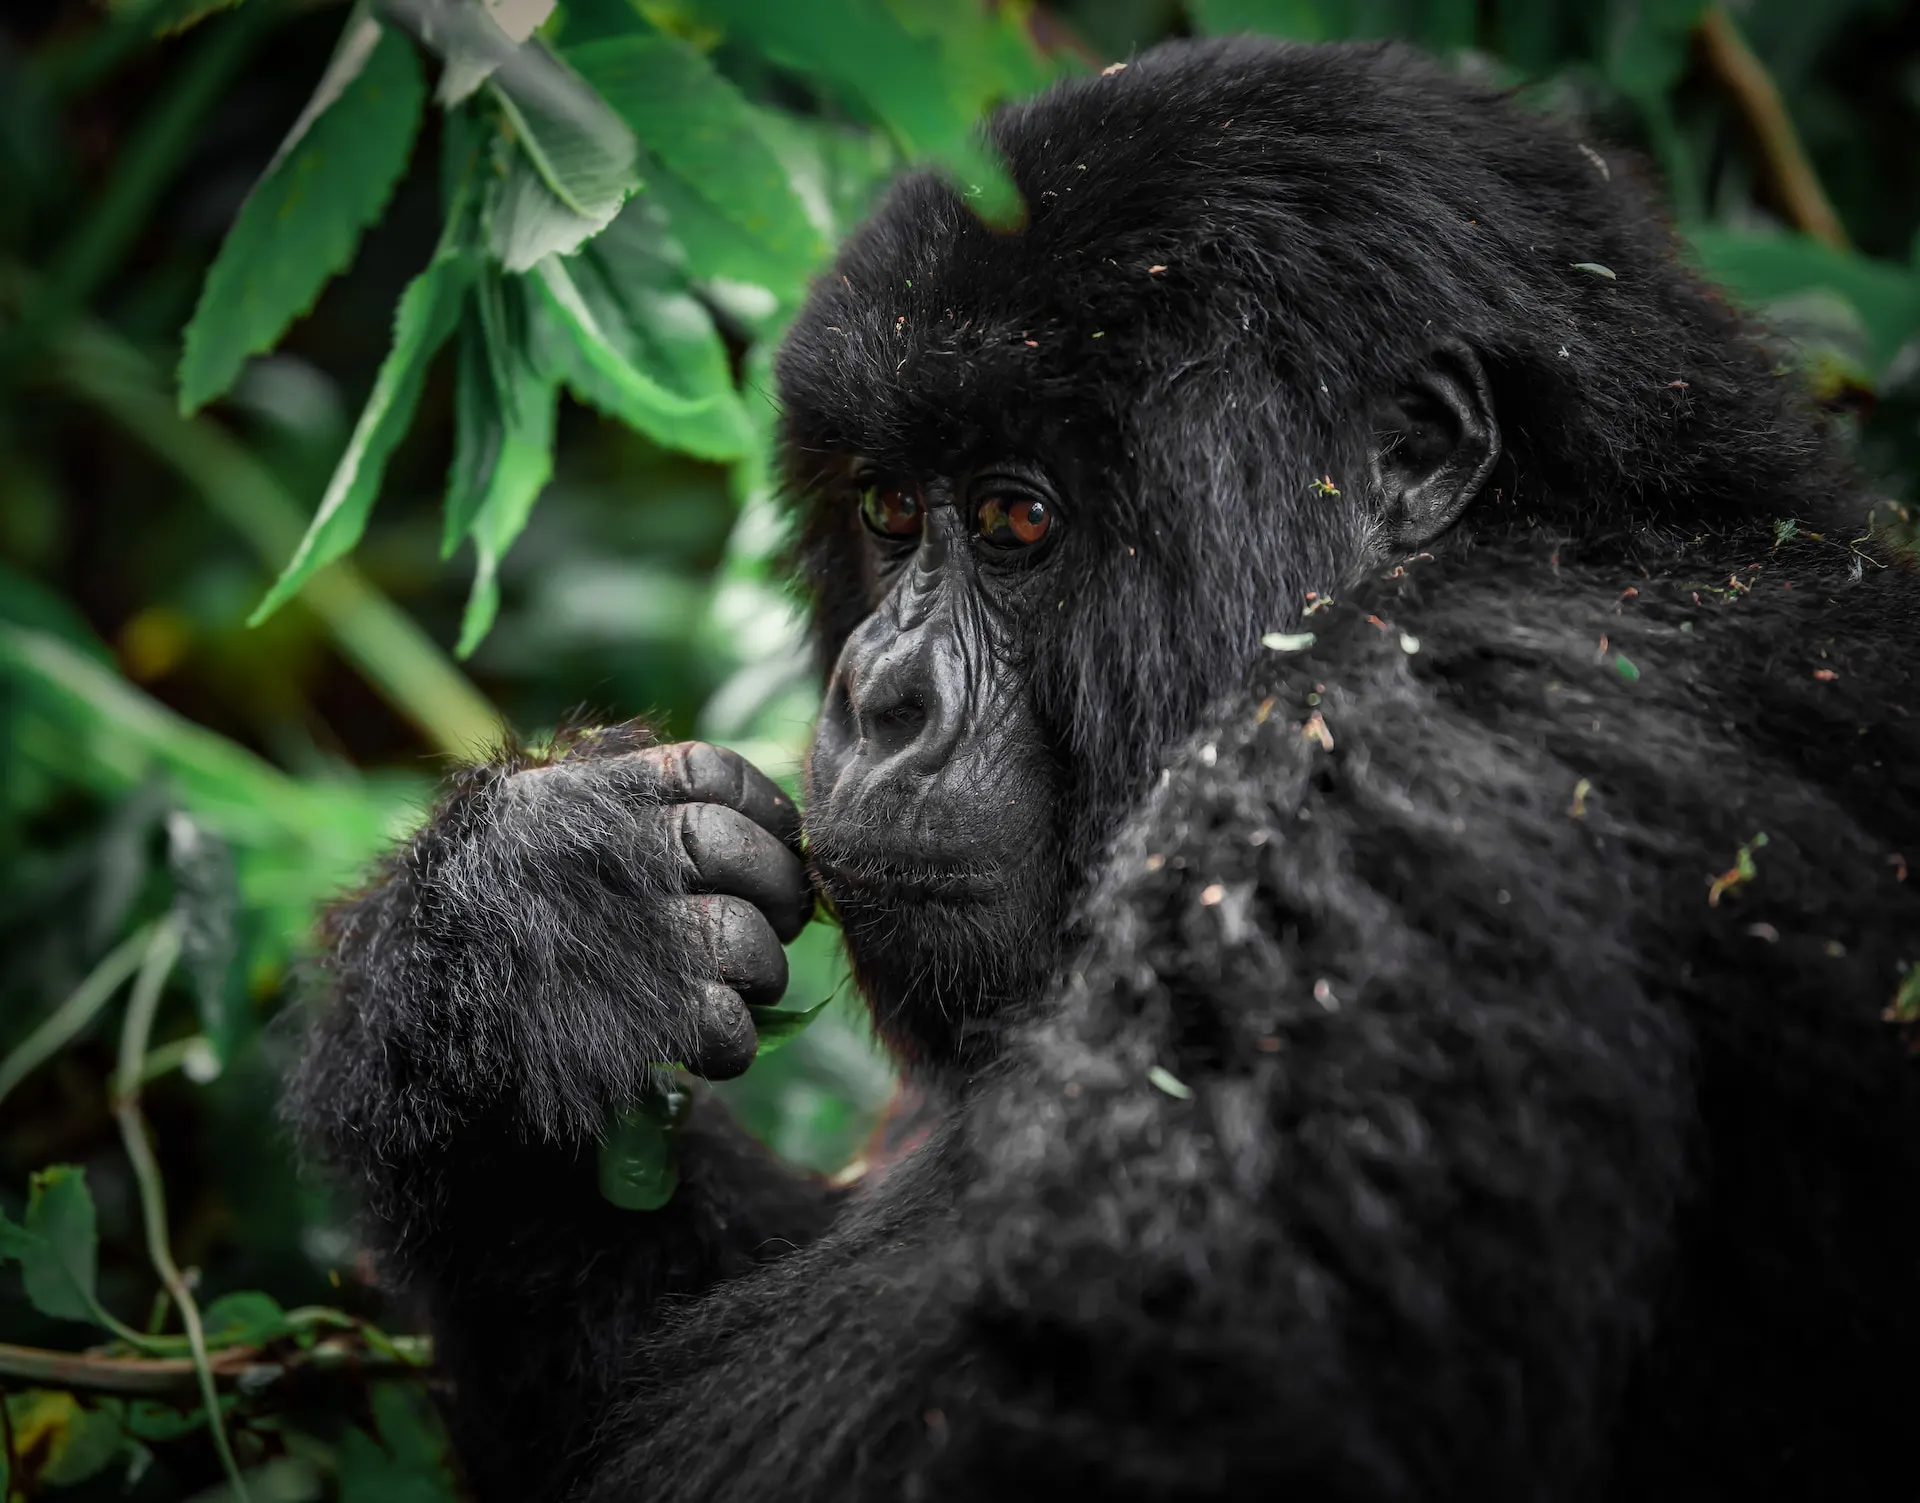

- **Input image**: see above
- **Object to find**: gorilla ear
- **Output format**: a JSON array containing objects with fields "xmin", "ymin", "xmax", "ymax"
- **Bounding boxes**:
[{"xmin": 1371, "ymin": 344, "xmax": 1500, "ymax": 548}]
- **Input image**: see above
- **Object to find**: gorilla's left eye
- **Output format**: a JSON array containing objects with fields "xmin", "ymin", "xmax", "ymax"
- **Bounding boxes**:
[{"xmin": 976, "ymin": 495, "xmax": 1053, "ymax": 549}]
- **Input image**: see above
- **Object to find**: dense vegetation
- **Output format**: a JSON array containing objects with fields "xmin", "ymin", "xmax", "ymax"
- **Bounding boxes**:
[{"xmin": 2, "ymin": 0, "xmax": 1915, "ymax": 1496}]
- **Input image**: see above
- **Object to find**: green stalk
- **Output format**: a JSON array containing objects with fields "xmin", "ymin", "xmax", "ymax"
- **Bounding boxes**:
[
  {"xmin": 0, "ymin": 921, "xmax": 156, "ymax": 1109},
  {"xmin": 114, "ymin": 917, "xmax": 250, "ymax": 1502},
  {"xmin": 57, "ymin": 321, "xmax": 504, "ymax": 760}
]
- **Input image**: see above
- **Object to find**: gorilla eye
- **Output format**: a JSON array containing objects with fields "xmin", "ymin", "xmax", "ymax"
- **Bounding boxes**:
[
  {"xmin": 860, "ymin": 485, "xmax": 924, "ymax": 541},
  {"xmin": 976, "ymin": 495, "xmax": 1052, "ymax": 549}
]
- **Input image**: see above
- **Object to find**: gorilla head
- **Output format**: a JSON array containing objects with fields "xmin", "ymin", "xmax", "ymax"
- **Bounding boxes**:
[{"xmin": 777, "ymin": 37, "xmax": 1835, "ymax": 1062}]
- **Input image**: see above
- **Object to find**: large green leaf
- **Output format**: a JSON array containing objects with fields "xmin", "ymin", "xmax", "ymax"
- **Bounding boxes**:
[
  {"xmin": 485, "ymin": 38, "xmax": 638, "ymax": 270},
  {"xmin": 178, "ymin": 12, "xmax": 425, "ymax": 411},
  {"xmin": 528, "ymin": 251, "xmax": 751, "ymax": 458},
  {"xmin": 0, "ymin": 1166, "xmax": 104, "ymax": 1326},
  {"xmin": 1687, "ymin": 229, "xmax": 1920, "ymax": 372},
  {"xmin": 247, "ymin": 235, "xmax": 473, "ymax": 625},
  {"xmin": 442, "ymin": 309, "xmax": 506, "ymax": 557},
  {"xmin": 565, "ymin": 34, "xmax": 824, "ymax": 288},
  {"xmin": 453, "ymin": 304, "xmax": 558, "ymax": 656},
  {"xmin": 693, "ymin": 0, "xmax": 1022, "ymax": 224}
]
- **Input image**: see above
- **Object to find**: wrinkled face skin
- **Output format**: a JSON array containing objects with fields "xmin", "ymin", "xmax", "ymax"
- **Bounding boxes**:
[{"xmin": 805, "ymin": 459, "xmax": 1069, "ymax": 1063}]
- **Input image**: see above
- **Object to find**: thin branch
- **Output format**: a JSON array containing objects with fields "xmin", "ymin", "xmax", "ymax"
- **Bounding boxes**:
[
  {"xmin": 0, "ymin": 921, "xmax": 155, "ymax": 1110},
  {"xmin": 113, "ymin": 917, "xmax": 250, "ymax": 1502},
  {"xmin": 0, "ymin": 1334, "xmax": 432, "ymax": 1402},
  {"xmin": 1695, "ymin": 5, "xmax": 1850, "ymax": 250}
]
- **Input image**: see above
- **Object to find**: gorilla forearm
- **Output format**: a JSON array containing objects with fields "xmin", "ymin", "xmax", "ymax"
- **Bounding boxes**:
[{"xmin": 286, "ymin": 734, "xmax": 838, "ymax": 1500}]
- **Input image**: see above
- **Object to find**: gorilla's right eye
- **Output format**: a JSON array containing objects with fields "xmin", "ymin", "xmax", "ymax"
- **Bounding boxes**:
[{"xmin": 859, "ymin": 485, "xmax": 924, "ymax": 541}]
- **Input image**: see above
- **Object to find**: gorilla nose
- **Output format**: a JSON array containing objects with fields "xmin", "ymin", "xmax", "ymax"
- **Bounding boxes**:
[{"xmin": 817, "ymin": 631, "xmax": 964, "ymax": 791}]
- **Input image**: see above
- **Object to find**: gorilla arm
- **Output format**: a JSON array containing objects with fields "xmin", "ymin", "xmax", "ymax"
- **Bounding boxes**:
[
  {"xmin": 940, "ymin": 589, "xmax": 1694, "ymax": 1498},
  {"xmin": 286, "ymin": 728, "xmax": 838, "ymax": 1501}
]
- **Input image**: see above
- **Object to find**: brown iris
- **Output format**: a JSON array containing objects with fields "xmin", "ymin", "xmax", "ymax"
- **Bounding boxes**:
[
  {"xmin": 860, "ymin": 485, "xmax": 924, "ymax": 540},
  {"xmin": 976, "ymin": 495, "xmax": 1052, "ymax": 548}
]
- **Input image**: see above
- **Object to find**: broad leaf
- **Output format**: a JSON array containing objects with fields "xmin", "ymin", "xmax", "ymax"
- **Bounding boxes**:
[
  {"xmin": 248, "ymin": 232, "xmax": 474, "ymax": 625},
  {"xmin": 529, "ymin": 253, "xmax": 751, "ymax": 459},
  {"xmin": 336, "ymin": 1383, "xmax": 463, "ymax": 1503},
  {"xmin": 1687, "ymin": 230, "xmax": 1920, "ymax": 372},
  {"xmin": 442, "ymin": 310, "xmax": 506, "ymax": 556},
  {"xmin": 566, "ymin": 34, "xmax": 824, "ymax": 288},
  {"xmin": 453, "ymin": 300, "xmax": 557, "ymax": 656},
  {"xmin": 486, "ymin": 38, "xmax": 637, "ymax": 252},
  {"xmin": 201, "ymin": 1289, "xmax": 287, "ymax": 1345},
  {"xmin": 0, "ymin": 1166, "xmax": 104, "ymax": 1326},
  {"xmin": 178, "ymin": 12, "xmax": 425, "ymax": 412},
  {"xmin": 488, "ymin": 144, "xmax": 621, "ymax": 272},
  {"xmin": 695, "ymin": 0, "xmax": 1022, "ymax": 224}
]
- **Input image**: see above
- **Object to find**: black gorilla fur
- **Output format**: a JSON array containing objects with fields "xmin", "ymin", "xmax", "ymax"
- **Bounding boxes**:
[{"xmin": 289, "ymin": 37, "xmax": 1920, "ymax": 1502}]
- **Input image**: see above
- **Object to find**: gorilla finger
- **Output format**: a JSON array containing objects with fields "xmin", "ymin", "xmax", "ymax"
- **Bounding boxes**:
[
  {"xmin": 673, "ymin": 803, "xmax": 814, "ymax": 941},
  {"xmin": 628, "ymin": 742, "xmax": 802, "ymax": 850},
  {"xmin": 684, "ymin": 894, "xmax": 789, "ymax": 1008},
  {"xmin": 682, "ymin": 981, "xmax": 757, "ymax": 1081}
]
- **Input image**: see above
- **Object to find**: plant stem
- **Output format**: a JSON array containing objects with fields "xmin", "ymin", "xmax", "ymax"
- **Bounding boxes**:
[
  {"xmin": 0, "ymin": 1334, "xmax": 432, "ymax": 1401},
  {"xmin": 0, "ymin": 921, "xmax": 155, "ymax": 1110},
  {"xmin": 113, "ymin": 917, "xmax": 251, "ymax": 1503},
  {"xmin": 1695, "ymin": 6, "xmax": 1849, "ymax": 250},
  {"xmin": 57, "ymin": 322, "xmax": 504, "ymax": 760}
]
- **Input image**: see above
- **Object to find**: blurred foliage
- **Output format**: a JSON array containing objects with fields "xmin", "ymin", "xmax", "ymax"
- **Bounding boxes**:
[{"xmin": 0, "ymin": 0, "xmax": 1915, "ymax": 1496}]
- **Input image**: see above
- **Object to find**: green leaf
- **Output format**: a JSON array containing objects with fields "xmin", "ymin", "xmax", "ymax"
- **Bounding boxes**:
[
  {"xmin": 336, "ymin": 1382, "xmax": 462, "ymax": 1503},
  {"xmin": 248, "ymin": 238, "xmax": 473, "ymax": 625},
  {"xmin": 178, "ymin": 13, "xmax": 425, "ymax": 412},
  {"xmin": 1688, "ymin": 230, "xmax": 1920, "ymax": 374},
  {"xmin": 442, "ymin": 311, "xmax": 506, "ymax": 557},
  {"xmin": 0, "ymin": 1165, "xmax": 104, "ymax": 1326},
  {"xmin": 485, "ymin": 40, "xmax": 637, "ymax": 267},
  {"xmin": 438, "ymin": 0, "xmax": 557, "ymax": 103},
  {"xmin": 166, "ymin": 812, "xmax": 242, "ymax": 1066},
  {"xmin": 695, "ymin": 0, "xmax": 1022, "ymax": 224},
  {"xmin": 565, "ymin": 34, "xmax": 824, "ymax": 285},
  {"xmin": 200, "ymin": 1290, "xmax": 286, "ymax": 1345},
  {"xmin": 453, "ymin": 299, "xmax": 557, "ymax": 657},
  {"xmin": 528, "ymin": 252, "xmax": 751, "ymax": 457},
  {"xmin": 1605, "ymin": 0, "xmax": 1710, "ymax": 101},
  {"xmin": 751, "ymin": 996, "xmax": 829, "ymax": 1056}
]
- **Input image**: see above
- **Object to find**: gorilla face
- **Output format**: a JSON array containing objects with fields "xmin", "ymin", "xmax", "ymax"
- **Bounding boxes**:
[{"xmin": 804, "ymin": 460, "xmax": 1069, "ymax": 1060}]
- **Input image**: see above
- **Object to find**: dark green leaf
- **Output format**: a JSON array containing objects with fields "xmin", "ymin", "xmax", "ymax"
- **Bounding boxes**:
[
  {"xmin": 201, "ymin": 1289, "xmax": 286, "ymax": 1345},
  {"xmin": 0, "ymin": 1165, "xmax": 104, "ymax": 1325},
  {"xmin": 453, "ymin": 299, "xmax": 558, "ymax": 658},
  {"xmin": 179, "ymin": 14, "xmax": 425, "ymax": 411},
  {"xmin": 248, "ymin": 235, "xmax": 473, "ymax": 625},
  {"xmin": 336, "ymin": 1383, "xmax": 462, "ymax": 1503},
  {"xmin": 695, "ymin": 0, "xmax": 1022, "ymax": 224},
  {"xmin": 599, "ymin": 1081, "xmax": 692, "ymax": 1210},
  {"xmin": 442, "ymin": 310, "xmax": 506, "ymax": 557},
  {"xmin": 1686, "ymin": 230, "xmax": 1920, "ymax": 372}
]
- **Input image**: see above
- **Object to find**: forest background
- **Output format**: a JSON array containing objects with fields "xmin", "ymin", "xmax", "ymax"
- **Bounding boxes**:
[{"xmin": 2, "ymin": 0, "xmax": 1916, "ymax": 1496}]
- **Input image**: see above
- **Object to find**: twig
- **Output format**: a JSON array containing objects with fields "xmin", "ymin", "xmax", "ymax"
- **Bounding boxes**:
[
  {"xmin": 112, "ymin": 917, "xmax": 250, "ymax": 1502},
  {"xmin": 1695, "ymin": 6, "xmax": 1850, "ymax": 250},
  {"xmin": 0, "ymin": 1334, "xmax": 432, "ymax": 1402},
  {"xmin": 0, "ymin": 921, "xmax": 156, "ymax": 1110}
]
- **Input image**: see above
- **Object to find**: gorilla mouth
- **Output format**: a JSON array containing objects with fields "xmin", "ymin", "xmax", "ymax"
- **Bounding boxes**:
[{"xmin": 808, "ymin": 844, "xmax": 1003, "ymax": 903}]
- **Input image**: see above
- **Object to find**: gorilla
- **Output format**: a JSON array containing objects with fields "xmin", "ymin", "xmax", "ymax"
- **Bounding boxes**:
[{"xmin": 290, "ymin": 36, "xmax": 1920, "ymax": 1503}]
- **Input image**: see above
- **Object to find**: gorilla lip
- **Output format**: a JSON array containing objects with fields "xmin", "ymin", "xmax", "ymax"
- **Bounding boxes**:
[{"xmin": 808, "ymin": 846, "xmax": 998, "ymax": 902}]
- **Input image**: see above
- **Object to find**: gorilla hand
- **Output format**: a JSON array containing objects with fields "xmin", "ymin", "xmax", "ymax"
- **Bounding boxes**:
[{"xmin": 497, "ymin": 738, "xmax": 815, "ymax": 1083}]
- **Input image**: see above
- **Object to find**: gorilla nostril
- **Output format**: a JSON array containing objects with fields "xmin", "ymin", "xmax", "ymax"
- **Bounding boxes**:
[{"xmin": 869, "ymin": 695, "xmax": 928, "ymax": 754}]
